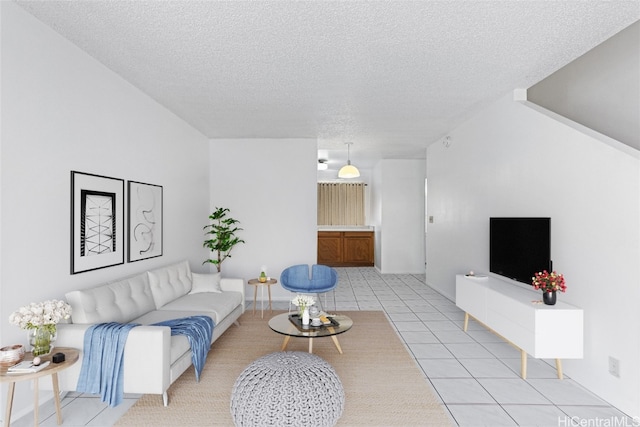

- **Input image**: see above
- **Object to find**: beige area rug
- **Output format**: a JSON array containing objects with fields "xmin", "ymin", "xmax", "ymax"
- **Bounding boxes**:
[{"xmin": 116, "ymin": 311, "xmax": 453, "ymax": 426}]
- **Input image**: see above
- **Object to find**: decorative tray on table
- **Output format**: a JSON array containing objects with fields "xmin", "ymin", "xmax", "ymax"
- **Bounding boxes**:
[{"xmin": 288, "ymin": 314, "xmax": 339, "ymax": 331}]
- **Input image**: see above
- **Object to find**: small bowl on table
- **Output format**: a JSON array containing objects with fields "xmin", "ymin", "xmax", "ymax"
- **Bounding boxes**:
[{"xmin": 0, "ymin": 344, "xmax": 25, "ymax": 371}]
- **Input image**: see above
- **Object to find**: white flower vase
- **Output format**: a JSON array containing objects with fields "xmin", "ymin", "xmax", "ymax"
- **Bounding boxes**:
[{"xmin": 302, "ymin": 307, "xmax": 310, "ymax": 326}]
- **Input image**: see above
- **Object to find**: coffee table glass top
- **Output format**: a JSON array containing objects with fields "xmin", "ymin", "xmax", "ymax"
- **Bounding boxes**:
[{"xmin": 268, "ymin": 313, "xmax": 353, "ymax": 338}]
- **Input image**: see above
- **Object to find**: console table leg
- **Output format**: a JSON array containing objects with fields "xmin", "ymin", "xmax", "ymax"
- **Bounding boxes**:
[
  {"xmin": 556, "ymin": 359, "xmax": 563, "ymax": 380},
  {"xmin": 521, "ymin": 350, "xmax": 527, "ymax": 379},
  {"xmin": 4, "ymin": 382, "xmax": 15, "ymax": 427},
  {"xmin": 33, "ymin": 378, "xmax": 39, "ymax": 427},
  {"xmin": 463, "ymin": 312, "xmax": 469, "ymax": 332},
  {"xmin": 52, "ymin": 373, "xmax": 63, "ymax": 424}
]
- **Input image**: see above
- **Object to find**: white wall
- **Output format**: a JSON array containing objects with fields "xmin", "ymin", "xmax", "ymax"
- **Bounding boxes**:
[
  {"xmin": 371, "ymin": 163, "xmax": 383, "ymax": 268},
  {"xmin": 209, "ymin": 138, "xmax": 318, "ymax": 301},
  {"xmin": 425, "ymin": 93, "xmax": 640, "ymax": 416},
  {"xmin": 317, "ymin": 167, "xmax": 372, "ymax": 184},
  {"xmin": 528, "ymin": 22, "xmax": 639, "ymax": 151},
  {"xmin": 0, "ymin": 3, "xmax": 210, "ymax": 421},
  {"xmin": 373, "ymin": 159, "xmax": 426, "ymax": 274}
]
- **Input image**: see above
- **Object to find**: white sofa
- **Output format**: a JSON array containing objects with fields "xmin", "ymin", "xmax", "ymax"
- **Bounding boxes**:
[{"xmin": 51, "ymin": 260, "xmax": 244, "ymax": 405}]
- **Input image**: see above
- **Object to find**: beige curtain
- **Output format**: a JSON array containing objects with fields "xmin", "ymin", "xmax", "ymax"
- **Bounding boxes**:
[{"xmin": 317, "ymin": 182, "xmax": 365, "ymax": 226}]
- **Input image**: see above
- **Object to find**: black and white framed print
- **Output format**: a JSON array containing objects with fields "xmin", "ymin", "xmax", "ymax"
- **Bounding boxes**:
[
  {"xmin": 127, "ymin": 181, "xmax": 163, "ymax": 262},
  {"xmin": 71, "ymin": 171, "xmax": 125, "ymax": 274}
]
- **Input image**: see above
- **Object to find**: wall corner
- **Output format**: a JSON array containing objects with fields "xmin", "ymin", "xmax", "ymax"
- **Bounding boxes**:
[{"xmin": 513, "ymin": 88, "xmax": 528, "ymax": 102}]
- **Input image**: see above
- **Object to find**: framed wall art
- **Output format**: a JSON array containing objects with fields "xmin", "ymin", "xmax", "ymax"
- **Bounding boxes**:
[
  {"xmin": 71, "ymin": 171, "xmax": 125, "ymax": 274},
  {"xmin": 128, "ymin": 180, "xmax": 163, "ymax": 262}
]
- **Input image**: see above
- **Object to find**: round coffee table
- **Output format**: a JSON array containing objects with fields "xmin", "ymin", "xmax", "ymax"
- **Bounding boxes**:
[{"xmin": 268, "ymin": 313, "xmax": 353, "ymax": 354}]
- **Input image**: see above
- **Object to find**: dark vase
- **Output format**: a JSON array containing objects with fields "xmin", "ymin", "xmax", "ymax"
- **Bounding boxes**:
[{"xmin": 543, "ymin": 291, "xmax": 557, "ymax": 306}]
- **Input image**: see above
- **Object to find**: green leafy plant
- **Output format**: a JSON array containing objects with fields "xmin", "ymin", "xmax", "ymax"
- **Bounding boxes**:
[{"xmin": 203, "ymin": 207, "xmax": 245, "ymax": 272}]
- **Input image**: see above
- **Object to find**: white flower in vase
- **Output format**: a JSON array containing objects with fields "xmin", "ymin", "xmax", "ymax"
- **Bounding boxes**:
[{"xmin": 291, "ymin": 294, "xmax": 315, "ymax": 315}]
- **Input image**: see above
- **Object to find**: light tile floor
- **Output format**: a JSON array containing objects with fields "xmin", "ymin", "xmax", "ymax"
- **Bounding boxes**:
[{"xmin": 11, "ymin": 267, "xmax": 632, "ymax": 426}]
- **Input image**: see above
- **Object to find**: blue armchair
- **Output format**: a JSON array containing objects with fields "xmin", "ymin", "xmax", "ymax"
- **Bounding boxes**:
[{"xmin": 280, "ymin": 264, "xmax": 338, "ymax": 311}]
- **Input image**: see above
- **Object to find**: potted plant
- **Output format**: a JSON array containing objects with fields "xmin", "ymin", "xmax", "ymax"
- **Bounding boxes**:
[
  {"xmin": 203, "ymin": 207, "xmax": 245, "ymax": 273},
  {"xmin": 532, "ymin": 270, "xmax": 567, "ymax": 305}
]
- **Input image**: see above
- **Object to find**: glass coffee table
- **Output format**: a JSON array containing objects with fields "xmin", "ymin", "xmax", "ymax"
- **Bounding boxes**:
[{"xmin": 268, "ymin": 313, "xmax": 353, "ymax": 354}]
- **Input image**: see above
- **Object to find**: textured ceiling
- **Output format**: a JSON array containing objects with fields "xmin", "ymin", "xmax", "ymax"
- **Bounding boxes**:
[{"xmin": 15, "ymin": 1, "xmax": 640, "ymax": 168}]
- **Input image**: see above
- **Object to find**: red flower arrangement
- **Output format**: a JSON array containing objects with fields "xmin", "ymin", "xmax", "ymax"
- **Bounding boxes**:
[{"xmin": 532, "ymin": 270, "xmax": 567, "ymax": 293}]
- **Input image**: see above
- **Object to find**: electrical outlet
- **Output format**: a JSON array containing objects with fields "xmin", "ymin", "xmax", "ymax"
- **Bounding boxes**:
[{"xmin": 608, "ymin": 356, "xmax": 620, "ymax": 378}]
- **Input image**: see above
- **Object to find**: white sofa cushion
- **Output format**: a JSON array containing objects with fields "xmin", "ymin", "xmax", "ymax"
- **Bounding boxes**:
[
  {"xmin": 66, "ymin": 273, "xmax": 155, "ymax": 324},
  {"xmin": 190, "ymin": 272, "xmax": 222, "ymax": 294},
  {"xmin": 148, "ymin": 261, "xmax": 193, "ymax": 309},
  {"xmin": 159, "ymin": 291, "xmax": 243, "ymax": 325}
]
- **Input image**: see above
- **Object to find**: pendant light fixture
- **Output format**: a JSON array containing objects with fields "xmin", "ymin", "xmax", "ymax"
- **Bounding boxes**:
[{"xmin": 338, "ymin": 142, "xmax": 360, "ymax": 178}]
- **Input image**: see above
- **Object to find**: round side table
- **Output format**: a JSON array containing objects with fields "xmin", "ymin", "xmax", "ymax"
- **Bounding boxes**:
[
  {"xmin": 0, "ymin": 347, "xmax": 79, "ymax": 427},
  {"xmin": 247, "ymin": 278, "xmax": 277, "ymax": 318}
]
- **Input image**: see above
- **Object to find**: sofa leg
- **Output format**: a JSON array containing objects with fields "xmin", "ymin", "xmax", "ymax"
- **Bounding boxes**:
[
  {"xmin": 234, "ymin": 320, "xmax": 240, "ymax": 327},
  {"xmin": 163, "ymin": 391, "xmax": 168, "ymax": 407}
]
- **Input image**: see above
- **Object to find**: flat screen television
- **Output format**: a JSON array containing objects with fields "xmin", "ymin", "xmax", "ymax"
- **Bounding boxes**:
[{"xmin": 489, "ymin": 217, "xmax": 551, "ymax": 284}]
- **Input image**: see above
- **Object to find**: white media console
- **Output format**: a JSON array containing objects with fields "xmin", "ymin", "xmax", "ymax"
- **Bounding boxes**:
[{"xmin": 455, "ymin": 274, "xmax": 583, "ymax": 379}]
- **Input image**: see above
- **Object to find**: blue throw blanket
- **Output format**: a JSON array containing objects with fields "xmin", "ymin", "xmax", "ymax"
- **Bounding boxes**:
[
  {"xmin": 76, "ymin": 322, "xmax": 139, "ymax": 407},
  {"xmin": 152, "ymin": 315, "xmax": 214, "ymax": 382},
  {"xmin": 77, "ymin": 316, "xmax": 214, "ymax": 406}
]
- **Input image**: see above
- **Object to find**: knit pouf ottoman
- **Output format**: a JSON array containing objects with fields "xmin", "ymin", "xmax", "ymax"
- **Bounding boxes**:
[{"xmin": 230, "ymin": 351, "xmax": 345, "ymax": 427}]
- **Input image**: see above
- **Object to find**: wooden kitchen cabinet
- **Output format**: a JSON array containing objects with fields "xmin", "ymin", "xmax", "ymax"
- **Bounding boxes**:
[
  {"xmin": 318, "ymin": 231, "xmax": 374, "ymax": 267},
  {"xmin": 318, "ymin": 232, "xmax": 343, "ymax": 265}
]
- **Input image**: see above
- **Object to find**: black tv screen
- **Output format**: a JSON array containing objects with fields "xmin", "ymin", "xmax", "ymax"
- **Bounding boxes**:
[{"xmin": 489, "ymin": 217, "xmax": 551, "ymax": 284}]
